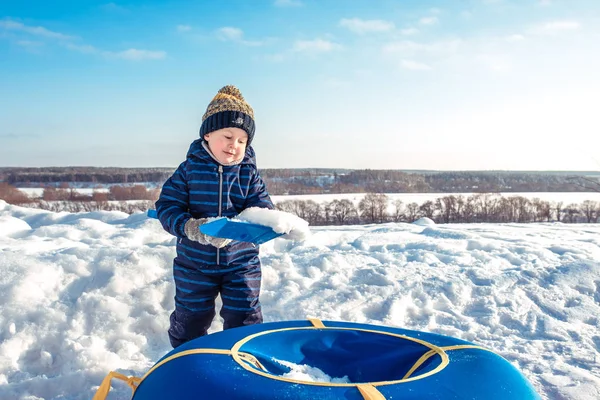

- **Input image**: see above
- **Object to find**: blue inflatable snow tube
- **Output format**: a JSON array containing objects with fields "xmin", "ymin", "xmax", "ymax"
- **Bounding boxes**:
[{"xmin": 132, "ymin": 319, "xmax": 541, "ymax": 399}]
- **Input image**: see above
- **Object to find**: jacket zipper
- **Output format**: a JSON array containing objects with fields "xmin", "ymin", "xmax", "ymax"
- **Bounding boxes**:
[{"xmin": 217, "ymin": 165, "xmax": 223, "ymax": 265}]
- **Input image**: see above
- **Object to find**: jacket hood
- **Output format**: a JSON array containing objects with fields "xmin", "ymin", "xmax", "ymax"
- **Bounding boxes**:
[{"xmin": 185, "ymin": 139, "xmax": 257, "ymax": 166}]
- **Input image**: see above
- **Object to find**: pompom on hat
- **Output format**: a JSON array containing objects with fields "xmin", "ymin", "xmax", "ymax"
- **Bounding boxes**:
[{"xmin": 199, "ymin": 85, "xmax": 256, "ymax": 145}]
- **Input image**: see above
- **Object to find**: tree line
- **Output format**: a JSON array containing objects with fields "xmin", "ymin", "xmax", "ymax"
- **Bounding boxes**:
[
  {"xmin": 0, "ymin": 183, "xmax": 159, "ymax": 210},
  {"xmin": 0, "ymin": 167, "xmax": 173, "ymax": 185},
  {"xmin": 2, "ymin": 167, "xmax": 599, "ymax": 195},
  {"xmin": 276, "ymin": 193, "xmax": 600, "ymax": 225},
  {"xmin": 1, "ymin": 184, "xmax": 599, "ymax": 225},
  {"xmin": 0, "ymin": 183, "xmax": 159, "ymax": 202}
]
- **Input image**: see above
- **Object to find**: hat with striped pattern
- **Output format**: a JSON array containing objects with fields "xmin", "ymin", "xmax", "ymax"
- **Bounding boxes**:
[{"xmin": 199, "ymin": 85, "xmax": 255, "ymax": 145}]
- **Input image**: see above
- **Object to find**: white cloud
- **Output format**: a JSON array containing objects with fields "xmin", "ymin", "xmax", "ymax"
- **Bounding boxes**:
[
  {"xmin": 400, "ymin": 28, "xmax": 419, "ymax": 36},
  {"xmin": 400, "ymin": 59, "xmax": 432, "ymax": 71},
  {"xmin": 274, "ymin": 0, "xmax": 303, "ymax": 7},
  {"xmin": 383, "ymin": 39, "xmax": 461, "ymax": 55},
  {"xmin": 0, "ymin": 19, "xmax": 75, "ymax": 40},
  {"xmin": 323, "ymin": 77, "xmax": 351, "ymax": 88},
  {"xmin": 215, "ymin": 27, "xmax": 264, "ymax": 46},
  {"xmin": 241, "ymin": 40, "xmax": 264, "ymax": 47},
  {"xmin": 62, "ymin": 43, "xmax": 165, "ymax": 60},
  {"xmin": 530, "ymin": 20, "xmax": 581, "ymax": 34},
  {"xmin": 419, "ymin": 17, "xmax": 438, "ymax": 26},
  {"xmin": 100, "ymin": 3, "xmax": 129, "ymax": 13},
  {"xmin": 217, "ymin": 27, "xmax": 244, "ymax": 41},
  {"xmin": 113, "ymin": 49, "xmax": 166, "ymax": 61},
  {"xmin": 505, "ymin": 34, "xmax": 525, "ymax": 42},
  {"xmin": 293, "ymin": 39, "xmax": 340, "ymax": 53},
  {"xmin": 476, "ymin": 53, "xmax": 511, "ymax": 72},
  {"xmin": 1, "ymin": 18, "xmax": 165, "ymax": 61},
  {"xmin": 339, "ymin": 18, "xmax": 395, "ymax": 34},
  {"xmin": 63, "ymin": 43, "xmax": 99, "ymax": 54},
  {"xmin": 265, "ymin": 53, "xmax": 286, "ymax": 62},
  {"xmin": 14, "ymin": 39, "xmax": 44, "ymax": 54},
  {"xmin": 15, "ymin": 40, "xmax": 43, "ymax": 48},
  {"xmin": 176, "ymin": 25, "xmax": 192, "ymax": 33}
]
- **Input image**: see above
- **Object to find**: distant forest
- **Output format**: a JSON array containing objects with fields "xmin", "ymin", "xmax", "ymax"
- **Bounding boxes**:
[
  {"xmin": 1, "ymin": 167, "xmax": 599, "ymax": 195},
  {"xmin": 1, "ymin": 167, "xmax": 599, "ymax": 224}
]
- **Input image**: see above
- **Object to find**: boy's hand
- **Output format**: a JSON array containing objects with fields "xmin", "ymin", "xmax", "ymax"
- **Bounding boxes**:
[
  {"xmin": 206, "ymin": 236, "xmax": 232, "ymax": 248},
  {"xmin": 184, "ymin": 218, "xmax": 232, "ymax": 248}
]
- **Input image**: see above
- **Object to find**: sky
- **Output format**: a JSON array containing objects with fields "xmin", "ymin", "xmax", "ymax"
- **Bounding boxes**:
[
  {"xmin": 1, "ymin": 0, "xmax": 600, "ymax": 171},
  {"xmin": 1, "ymin": 199, "xmax": 600, "ymax": 399}
]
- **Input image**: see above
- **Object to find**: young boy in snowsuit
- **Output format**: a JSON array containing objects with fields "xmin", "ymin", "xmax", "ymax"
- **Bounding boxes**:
[{"xmin": 155, "ymin": 85, "xmax": 273, "ymax": 348}]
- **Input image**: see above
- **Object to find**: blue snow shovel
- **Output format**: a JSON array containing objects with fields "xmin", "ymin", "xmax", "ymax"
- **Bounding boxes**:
[
  {"xmin": 147, "ymin": 210, "xmax": 282, "ymax": 245},
  {"xmin": 199, "ymin": 218, "xmax": 284, "ymax": 245}
]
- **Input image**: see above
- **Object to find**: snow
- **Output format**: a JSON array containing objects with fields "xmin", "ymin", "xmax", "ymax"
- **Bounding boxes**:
[
  {"xmin": 275, "ymin": 358, "xmax": 351, "ymax": 384},
  {"xmin": 1, "ymin": 199, "xmax": 599, "ymax": 399},
  {"xmin": 237, "ymin": 207, "xmax": 310, "ymax": 240}
]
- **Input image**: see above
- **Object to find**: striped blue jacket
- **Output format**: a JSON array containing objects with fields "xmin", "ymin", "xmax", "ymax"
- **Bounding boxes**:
[{"xmin": 155, "ymin": 139, "xmax": 273, "ymax": 271}]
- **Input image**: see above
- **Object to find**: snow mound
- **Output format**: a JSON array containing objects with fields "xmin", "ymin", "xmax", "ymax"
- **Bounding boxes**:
[
  {"xmin": 0, "ymin": 215, "xmax": 32, "ymax": 237},
  {"xmin": 413, "ymin": 217, "xmax": 435, "ymax": 226}
]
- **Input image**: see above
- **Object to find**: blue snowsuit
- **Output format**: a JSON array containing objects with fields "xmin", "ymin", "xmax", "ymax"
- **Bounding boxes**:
[{"xmin": 155, "ymin": 139, "xmax": 273, "ymax": 348}]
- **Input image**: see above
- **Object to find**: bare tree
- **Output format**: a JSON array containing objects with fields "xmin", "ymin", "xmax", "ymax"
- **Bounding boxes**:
[
  {"xmin": 461, "ymin": 196, "xmax": 477, "ymax": 223},
  {"xmin": 322, "ymin": 202, "xmax": 333, "ymax": 225},
  {"xmin": 275, "ymin": 199, "xmax": 320, "ymax": 224},
  {"xmin": 470, "ymin": 193, "xmax": 499, "ymax": 222},
  {"xmin": 454, "ymin": 195, "xmax": 466, "ymax": 222},
  {"xmin": 405, "ymin": 202, "xmax": 420, "ymax": 222},
  {"xmin": 358, "ymin": 193, "xmax": 388, "ymax": 223},
  {"xmin": 554, "ymin": 201, "xmax": 564, "ymax": 222},
  {"xmin": 436, "ymin": 195, "xmax": 458, "ymax": 223},
  {"xmin": 514, "ymin": 196, "xmax": 532, "ymax": 223},
  {"xmin": 274, "ymin": 200, "xmax": 297, "ymax": 214},
  {"xmin": 563, "ymin": 204, "xmax": 580, "ymax": 223},
  {"xmin": 301, "ymin": 200, "xmax": 322, "ymax": 225},
  {"xmin": 532, "ymin": 198, "xmax": 552, "ymax": 222},
  {"xmin": 330, "ymin": 199, "xmax": 358, "ymax": 225},
  {"xmin": 580, "ymin": 200, "xmax": 598, "ymax": 223},
  {"xmin": 419, "ymin": 200, "xmax": 435, "ymax": 220},
  {"xmin": 392, "ymin": 199, "xmax": 405, "ymax": 222}
]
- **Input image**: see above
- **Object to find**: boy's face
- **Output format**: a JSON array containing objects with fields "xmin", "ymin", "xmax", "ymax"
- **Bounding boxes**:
[{"xmin": 203, "ymin": 127, "xmax": 248, "ymax": 164}]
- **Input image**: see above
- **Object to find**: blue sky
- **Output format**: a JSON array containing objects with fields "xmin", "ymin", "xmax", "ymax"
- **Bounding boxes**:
[{"xmin": 1, "ymin": 0, "xmax": 599, "ymax": 170}]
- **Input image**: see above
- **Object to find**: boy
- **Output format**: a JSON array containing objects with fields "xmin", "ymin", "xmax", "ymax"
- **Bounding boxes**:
[{"xmin": 155, "ymin": 85, "xmax": 273, "ymax": 348}]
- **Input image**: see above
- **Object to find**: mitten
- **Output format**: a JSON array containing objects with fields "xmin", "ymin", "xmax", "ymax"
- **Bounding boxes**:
[
  {"xmin": 206, "ymin": 236, "xmax": 232, "ymax": 249},
  {"xmin": 184, "ymin": 218, "xmax": 232, "ymax": 248},
  {"xmin": 184, "ymin": 218, "xmax": 209, "ymax": 244}
]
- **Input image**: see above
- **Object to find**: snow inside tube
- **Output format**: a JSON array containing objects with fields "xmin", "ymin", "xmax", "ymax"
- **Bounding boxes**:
[{"xmin": 131, "ymin": 319, "xmax": 541, "ymax": 400}]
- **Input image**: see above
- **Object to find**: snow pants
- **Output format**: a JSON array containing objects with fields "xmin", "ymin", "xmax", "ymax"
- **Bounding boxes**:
[{"xmin": 168, "ymin": 261, "xmax": 263, "ymax": 348}]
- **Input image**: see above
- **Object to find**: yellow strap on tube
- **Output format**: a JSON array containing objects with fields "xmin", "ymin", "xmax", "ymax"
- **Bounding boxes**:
[
  {"xmin": 403, "ymin": 345, "xmax": 494, "ymax": 380},
  {"xmin": 357, "ymin": 384, "xmax": 386, "ymax": 399},
  {"xmin": 308, "ymin": 318, "xmax": 325, "ymax": 328},
  {"xmin": 92, "ymin": 371, "xmax": 141, "ymax": 400},
  {"xmin": 92, "ymin": 348, "xmax": 233, "ymax": 399},
  {"xmin": 238, "ymin": 352, "xmax": 267, "ymax": 371},
  {"xmin": 403, "ymin": 349, "xmax": 437, "ymax": 379}
]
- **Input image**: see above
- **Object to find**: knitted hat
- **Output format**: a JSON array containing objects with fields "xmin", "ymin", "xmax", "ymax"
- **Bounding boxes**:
[{"xmin": 199, "ymin": 85, "xmax": 256, "ymax": 144}]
